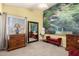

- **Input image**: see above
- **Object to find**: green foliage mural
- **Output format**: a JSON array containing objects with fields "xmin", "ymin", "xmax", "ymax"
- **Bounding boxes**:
[{"xmin": 43, "ymin": 3, "xmax": 79, "ymax": 34}]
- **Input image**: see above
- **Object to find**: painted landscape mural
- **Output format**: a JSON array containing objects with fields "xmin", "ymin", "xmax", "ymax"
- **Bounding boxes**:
[{"xmin": 43, "ymin": 3, "xmax": 79, "ymax": 35}]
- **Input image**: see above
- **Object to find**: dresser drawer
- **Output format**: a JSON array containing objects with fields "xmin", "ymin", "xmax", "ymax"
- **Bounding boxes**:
[{"xmin": 7, "ymin": 34, "xmax": 26, "ymax": 51}]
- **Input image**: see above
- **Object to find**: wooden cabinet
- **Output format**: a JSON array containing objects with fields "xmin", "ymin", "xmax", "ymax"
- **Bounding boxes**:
[
  {"xmin": 7, "ymin": 34, "xmax": 26, "ymax": 51},
  {"xmin": 66, "ymin": 34, "xmax": 79, "ymax": 51}
]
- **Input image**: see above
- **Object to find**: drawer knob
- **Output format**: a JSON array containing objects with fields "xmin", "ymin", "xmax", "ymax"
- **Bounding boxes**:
[{"xmin": 77, "ymin": 40, "xmax": 79, "ymax": 43}]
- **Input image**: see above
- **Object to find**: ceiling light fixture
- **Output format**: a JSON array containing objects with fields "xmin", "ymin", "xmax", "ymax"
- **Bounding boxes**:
[{"xmin": 38, "ymin": 4, "xmax": 48, "ymax": 10}]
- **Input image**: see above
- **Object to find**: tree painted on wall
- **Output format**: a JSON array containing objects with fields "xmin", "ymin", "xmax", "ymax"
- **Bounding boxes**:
[{"xmin": 43, "ymin": 3, "xmax": 79, "ymax": 34}]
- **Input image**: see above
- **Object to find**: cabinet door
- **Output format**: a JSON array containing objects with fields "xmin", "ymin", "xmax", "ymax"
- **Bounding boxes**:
[
  {"xmin": 66, "ymin": 39, "xmax": 74, "ymax": 50},
  {"xmin": 75, "ymin": 38, "xmax": 79, "ymax": 49},
  {"xmin": 8, "ymin": 39, "xmax": 17, "ymax": 50},
  {"xmin": 66, "ymin": 35, "xmax": 75, "ymax": 50}
]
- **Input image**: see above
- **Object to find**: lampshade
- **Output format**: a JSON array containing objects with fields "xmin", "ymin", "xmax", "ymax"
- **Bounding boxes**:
[{"xmin": 41, "ymin": 27, "xmax": 45, "ymax": 35}]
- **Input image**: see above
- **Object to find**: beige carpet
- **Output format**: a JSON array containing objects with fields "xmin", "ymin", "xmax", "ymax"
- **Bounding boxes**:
[{"xmin": 0, "ymin": 41, "xmax": 68, "ymax": 56}]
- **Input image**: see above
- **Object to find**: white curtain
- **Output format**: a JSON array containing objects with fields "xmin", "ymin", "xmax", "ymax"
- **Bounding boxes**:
[
  {"xmin": 0, "ymin": 13, "xmax": 6, "ymax": 50},
  {"xmin": 0, "ymin": 14, "xmax": 3, "ymax": 49}
]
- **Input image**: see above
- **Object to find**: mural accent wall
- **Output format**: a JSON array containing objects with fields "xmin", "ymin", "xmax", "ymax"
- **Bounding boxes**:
[{"xmin": 43, "ymin": 3, "xmax": 79, "ymax": 35}]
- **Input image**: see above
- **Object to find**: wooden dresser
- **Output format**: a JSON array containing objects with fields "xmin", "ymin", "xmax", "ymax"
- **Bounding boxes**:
[
  {"xmin": 66, "ymin": 34, "xmax": 79, "ymax": 51},
  {"xmin": 7, "ymin": 34, "xmax": 26, "ymax": 51}
]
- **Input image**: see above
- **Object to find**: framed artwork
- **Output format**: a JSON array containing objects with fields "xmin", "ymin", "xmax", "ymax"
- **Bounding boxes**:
[{"xmin": 6, "ymin": 15, "xmax": 27, "ymax": 35}]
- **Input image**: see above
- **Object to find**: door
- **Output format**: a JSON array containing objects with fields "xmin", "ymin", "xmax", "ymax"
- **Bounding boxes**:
[{"xmin": 28, "ymin": 21, "xmax": 39, "ymax": 43}]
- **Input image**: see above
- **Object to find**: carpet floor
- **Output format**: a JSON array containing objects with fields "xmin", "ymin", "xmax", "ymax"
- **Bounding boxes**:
[{"xmin": 0, "ymin": 41, "xmax": 68, "ymax": 56}]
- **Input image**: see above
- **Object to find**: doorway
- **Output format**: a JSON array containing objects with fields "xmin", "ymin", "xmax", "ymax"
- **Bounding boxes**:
[{"xmin": 28, "ymin": 21, "xmax": 39, "ymax": 43}]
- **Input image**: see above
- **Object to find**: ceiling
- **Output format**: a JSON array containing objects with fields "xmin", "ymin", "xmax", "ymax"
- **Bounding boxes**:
[{"xmin": 5, "ymin": 3, "xmax": 56, "ymax": 10}]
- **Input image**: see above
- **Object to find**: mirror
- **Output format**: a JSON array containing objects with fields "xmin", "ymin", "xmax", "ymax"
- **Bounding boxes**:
[{"xmin": 28, "ymin": 21, "xmax": 39, "ymax": 43}]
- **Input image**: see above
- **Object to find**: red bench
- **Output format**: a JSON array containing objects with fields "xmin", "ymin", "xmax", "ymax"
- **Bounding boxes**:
[{"xmin": 46, "ymin": 36, "xmax": 62, "ymax": 46}]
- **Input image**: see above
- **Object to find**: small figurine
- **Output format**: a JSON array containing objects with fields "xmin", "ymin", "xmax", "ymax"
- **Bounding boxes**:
[{"xmin": 14, "ymin": 23, "xmax": 20, "ymax": 34}]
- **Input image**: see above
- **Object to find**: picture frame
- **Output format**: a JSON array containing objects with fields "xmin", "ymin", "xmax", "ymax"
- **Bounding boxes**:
[{"xmin": 6, "ymin": 15, "xmax": 27, "ymax": 35}]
